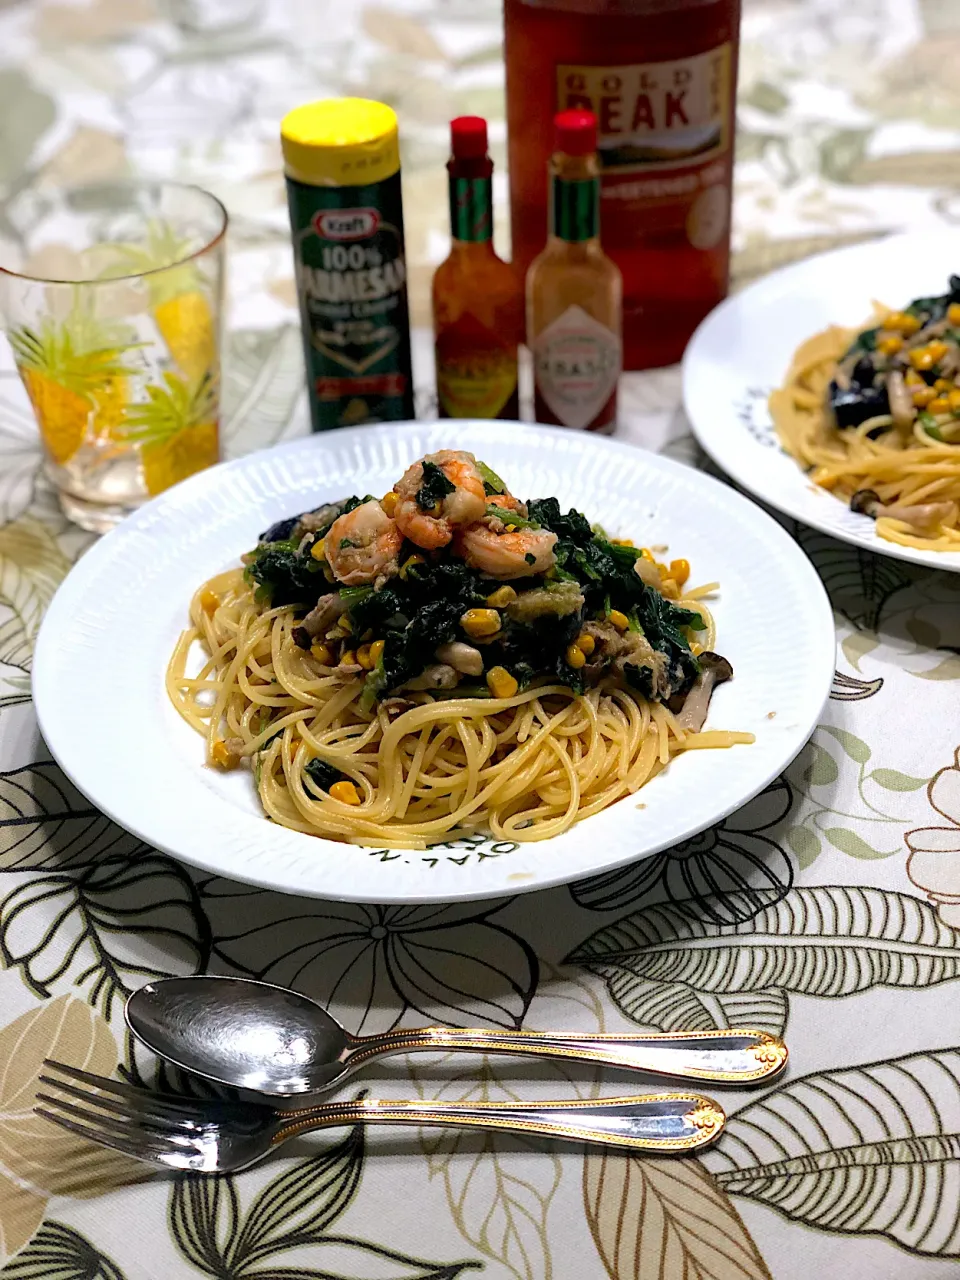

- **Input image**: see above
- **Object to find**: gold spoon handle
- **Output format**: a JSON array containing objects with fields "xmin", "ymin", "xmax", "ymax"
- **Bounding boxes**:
[
  {"xmin": 275, "ymin": 1092, "xmax": 725, "ymax": 1153},
  {"xmin": 346, "ymin": 1026, "xmax": 787, "ymax": 1084}
]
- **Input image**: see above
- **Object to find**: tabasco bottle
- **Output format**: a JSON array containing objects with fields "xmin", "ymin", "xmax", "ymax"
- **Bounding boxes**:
[
  {"xmin": 505, "ymin": 0, "xmax": 741, "ymax": 371},
  {"xmin": 432, "ymin": 116, "xmax": 521, "ymax": 419},
  {"xmin": 527, "ymin": 110, "xmax": 621, "ymax": 433}
]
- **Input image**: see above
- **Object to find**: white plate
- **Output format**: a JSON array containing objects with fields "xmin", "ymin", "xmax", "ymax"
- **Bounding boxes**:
[
  {"xmin": 33, "ymin": 421, "xmax": 835, "ymax": 904},
  {"xmin": 683, "ymin": 229, "xmax": 960, "ymax": 573}
]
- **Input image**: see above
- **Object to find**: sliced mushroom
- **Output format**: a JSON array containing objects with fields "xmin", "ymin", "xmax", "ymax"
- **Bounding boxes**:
[
  {"xmin": 435, "ymin": 641, "xmax": 484, "ymax": 677},
  {"xmin": 403, "ymin": 664, "xmax": 460, "ymax": 691},
  {"xmin": 633, "ymin": 556, "xmax": 661, "ymax": 589},
  {"xmin": 885, "ymin": 369, "xmax": 915, "ymax": 430},
  {"xmin": 673, "ymin": 652, "xmax": 734, "ymax": 733},
  {"xmin": 849, "ymin": 490, "xmax": 955, "ymax": 533},
  {"xmin": 295, "ymin": 593, "xmax": 346, "ymax": 646}
]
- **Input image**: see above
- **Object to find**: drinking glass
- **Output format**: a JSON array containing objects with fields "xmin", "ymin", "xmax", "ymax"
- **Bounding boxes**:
[{"xmin": 0, "ymin": 181, "xmax": 227, "ymax": 531}]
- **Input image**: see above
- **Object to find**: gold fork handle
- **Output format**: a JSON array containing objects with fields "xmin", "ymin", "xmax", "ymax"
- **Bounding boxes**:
[
  {"xmin": 345, "ymin": 1026, "xmax": 787, "ymax": 1084},
  {"xmin": 276, "ymin": 1093, "xmax": 725, "ymax": 1153}
]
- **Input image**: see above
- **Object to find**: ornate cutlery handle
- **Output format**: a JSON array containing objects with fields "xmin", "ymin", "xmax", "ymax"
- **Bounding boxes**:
[
  {"xmin": 345, "ymin": 1027, "xmax": 787, "ymax": 1085},
  {"xmin": 276, "ymin": 1092, "xmax": 725, "ymax": 1153}
]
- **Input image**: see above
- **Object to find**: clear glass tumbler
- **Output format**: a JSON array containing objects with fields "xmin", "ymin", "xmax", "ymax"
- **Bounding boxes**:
[{"xmin": 0, "ymin": 181, "xmax": 227, "ymax": 531}]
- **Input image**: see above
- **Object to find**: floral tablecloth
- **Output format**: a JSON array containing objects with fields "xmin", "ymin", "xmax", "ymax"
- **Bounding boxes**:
[{"xmin": 2, "ymin": 1, "xmax": 960, "ymax": 1278}]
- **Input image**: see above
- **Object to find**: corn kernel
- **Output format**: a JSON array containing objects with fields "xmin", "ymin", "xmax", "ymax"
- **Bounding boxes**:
[
  {"xmin": 340, "ymin": 648, "xmax": 356, "ymax": 667},
  {"xmin": 929, "ymin": 339, "xmax": 950, "ymax": 361},
  {"xmin": 608, "ymin": 609, "xmax": 630, "ymax": 632},
  {"xmin": 356, "ymin": 643, "xmax": 374, "ymax": 670},
  {"xmin": 905, "ymin": 369, "xmax": 923, "ymax": 386},
  {"xmin": 370, "ymin": 639, "xmax": 385, "ymax": 664},
  {"xmin": 611, "ymin": 537, "xmax": 635, "ymax": 546},
  {"xmin": 909, "ymin": 348, "xmax": 936, "ymax": 371},
  {"xmin": 887, "ymin": 310, "xmax": 921, "ymax": 335},
  {"xmin": 485, "ymin": 585, "xmax": 517, "ymax": 608},
  {"xmin": 310, "ymin": 641, "xmax": 333, "ymax": 664},
  {"xmin": 640, "ymin": 548, "xmax": 655, "ymax": 562},
  {"xmin": 877, "ymin": 333, "xmax": 903, "ymax": 356},
  {"xmin": 211, "ymin": 740, "xmax": 239, "ymax": 769},
  {"xmin": 461, "ymin": 607, "xmax": 501, "ymax": 638},
  {"xmin": 576, "ymin": 631, "xmax": 596, "ymax": 656},
  {"xmin": 310, "ymin": 538, "xmax": 326, "ymax": 562},
  {"xmin": 929, "ymin": 396, "xmax": 950, "ymax": 415},
  {"xmin": 339, "ymin": 615, "xmax": 353, "ymax": 634},
  {"xmin": 947, "ymin": 303, "xmax": 960, "ymax": 326},
  {"xmin": 913, "ymin": 385, "xmax": 937, "ymax": 407},
  {"xmin": 486, "ymin": 666, "xmax": 518, "ymax": 699},
  {"xmin": 948, "ymin": 390, "xmax": 960, "ymax": 413},
  {"xmin": 669, "ymin": 558, "xmax": 691, "ymax": 589},
  {"xmin": 329, "ymin": 780, "xmax": 361, "ymax": 805},
  {"xmin": 380, "ymin": 490, "xmax": 398, "ymax": 517},
  {"xmin": 566, "ymin": 643, "xmax": 586, "ymax": 669},
  {"xmin": 935, "ymin": 378, "xmax": 953, "ymax": 392},
  {"xmin": 199, "ymin": 588, "xmax": 219, "ymax": 614},
  {"xmin": 400, "ymin": 554, "xmax": 425, "ymax": 580}
]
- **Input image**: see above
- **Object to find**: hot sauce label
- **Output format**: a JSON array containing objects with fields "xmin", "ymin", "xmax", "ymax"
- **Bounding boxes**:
[
  {"xmin": 436, "ymin": 312, "xmax": 517, "ymax": 420},
  {"xmin": 557, "ymin": 46, "xmax": 731, "ymax": 174},
  {"xmin": 533, "ymin": 305, "xmax": 620, "ymax": 430}
]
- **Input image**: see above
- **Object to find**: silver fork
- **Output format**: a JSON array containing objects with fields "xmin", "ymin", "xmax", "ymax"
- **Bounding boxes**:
[{"xmin": 36, "ymin": 1059, "xmax": 726, "ymax": 1172}]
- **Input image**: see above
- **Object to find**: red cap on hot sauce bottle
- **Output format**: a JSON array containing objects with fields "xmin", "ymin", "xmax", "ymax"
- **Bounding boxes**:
[
  {"xmin": 450, "ymin": 115, "xmax": 488, "ymax": 159},
  {"xmin": 553, "ymin": 109, "xmax": 597, "ymax": 156}
]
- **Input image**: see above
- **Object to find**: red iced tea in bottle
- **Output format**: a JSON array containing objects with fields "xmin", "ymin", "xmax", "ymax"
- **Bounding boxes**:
[{"xmin": 505, "ymin": 0, "xmax": 741, "ymax": 370}]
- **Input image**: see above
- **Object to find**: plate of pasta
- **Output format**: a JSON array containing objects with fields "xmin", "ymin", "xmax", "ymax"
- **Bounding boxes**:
[
  {"xmin": 33, "ymin": 421, "xmax": 833, "ymax": 903},
  {"xmin": 684, "ymin": 230, "xmax": 960, "ymax": 571}
]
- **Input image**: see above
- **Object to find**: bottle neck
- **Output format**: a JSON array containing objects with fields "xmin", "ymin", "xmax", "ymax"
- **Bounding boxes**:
[
  {"xmin": 448, "ymin": 163, "xmax": 494, "ymax": 245},
  {"xmin": 548, "ymin": 151, "xmax": 600, "ymax": 244}
]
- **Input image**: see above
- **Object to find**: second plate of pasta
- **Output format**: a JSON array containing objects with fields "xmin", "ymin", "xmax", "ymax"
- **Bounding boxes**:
[
  {"xmin": 34, "ymin": 421, "xmax": 833, "ymax": 903},
  {"xmin": 684, "ymin": 229, "xmax": 960, "ymax": 572}
]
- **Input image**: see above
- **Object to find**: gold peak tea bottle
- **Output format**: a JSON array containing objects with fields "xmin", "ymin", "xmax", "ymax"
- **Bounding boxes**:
[
  {"xmin": 505, "ymin": 0, "xmax": 740, "ymax": 371},
  {"xmin": 281, "ymin": 98, "xmax": 414, "ymax": 430},
  {"xmin": 527, "ymin": 110, "xmax": 622, "ymax": 432},
  {"xmin": 432, "ymin": 116, "xmax": 521, "ymax": 419}
]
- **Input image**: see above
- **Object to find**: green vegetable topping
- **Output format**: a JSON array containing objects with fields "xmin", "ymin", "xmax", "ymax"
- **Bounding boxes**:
[
  {"xmin": 416, "ymin": 460, "xmax": 456, "ymax": 511},
  {"xmin": 304, "ymin": 758, "xmax": 346, "ymax": 792}
]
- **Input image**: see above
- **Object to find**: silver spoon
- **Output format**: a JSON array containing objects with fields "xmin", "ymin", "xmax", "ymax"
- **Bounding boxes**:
[{"xmin": 125, "ymin": 976, "xmax": 787, "ymax": 1103}]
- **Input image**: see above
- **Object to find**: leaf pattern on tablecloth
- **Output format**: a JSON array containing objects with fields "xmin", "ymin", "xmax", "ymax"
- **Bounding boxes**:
[
  {"xmin": 583, "ymin": 1149, "xmax": 771, "ymax": 1280},
  {"xmin": 220, "ymin": 326, "xmax": 305, "ymax": 459},
  {"xmin": 0, "ymin": 399, "xmax": 41, "ymax": 529},
  {"xmin": 0, "ymin": 519, "xmax": 69, "ymax": 707},
  {"xmin": 0, "ymin": 855, "xmax": 211, "ymax": 1017},
  {"xmin": 0, "ymin": 1220, "xmax": 126, "ymax": 1279},
  {"xmin": 566, "ymin": 886, "xmax": 960, "ymax": 1037},
  {"xmin": 413, "ymin": 1063, "xmax": 561, "ymax": 1280},
  {"xmin": 0, "ymin": 761, "xmax": 150, "ymax": 872},
  {"xmin": 707, "ymin": 1049, "xmax": 960, "ymax": 1257},
  {"xmin": 204, "ymin": 884, "xmax": 538, "ymax": 1034},
  {"xmin": 168, "ymin": 1119, "xmax": 481, "ymax": 1279},
  {"xmin": 0, "ymin": 995, "xmax": 140, "ymax": 1267},
  {"xmin": 570, "ymin": 778, "xmax": 794, "ymax": 924}
]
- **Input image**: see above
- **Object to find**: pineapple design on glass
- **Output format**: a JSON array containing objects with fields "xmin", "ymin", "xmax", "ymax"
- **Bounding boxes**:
[{"xmin": 2, "ymin": 182, "xmax": 226, "ymax": 531}]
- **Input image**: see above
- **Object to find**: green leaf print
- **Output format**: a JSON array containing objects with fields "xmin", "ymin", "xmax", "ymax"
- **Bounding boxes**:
[
  {"xmin": 0, "ymin": 1220, "xmax": 126, "ymax": 1279},
  {"xmin": 869, "ymin": 768, "xmax": 930, "ymax": 791},
  {"xmin": 799, "ymin": 741, "xmax": 838, "ymax": 786},
  {"xmin": 785, "ymin": 825, "xmax": 821, "ymax": 869},
  {"xmin": 822, "ymin": 828, "xmax": 897, "ymax": 859},
  {"xmin": 822, "ymin": 726, "xmax": 871, "ymax": 764},
  {"xmin": 706, "ymin": 1049, "xmax": 960, "ymax": 1256}
]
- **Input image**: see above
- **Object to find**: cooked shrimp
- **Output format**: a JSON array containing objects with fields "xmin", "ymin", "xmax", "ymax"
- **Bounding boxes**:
[
  {"xmin": 394, "ymin": 450, "xmax": 487, "ymax": 549},
  {"xmin": 325, "ymin": 500, "xmax": 403, "ymax": 586},
  {"xmin": 456, "ymin": 523, "xmax": 558, "ymax": 579}
]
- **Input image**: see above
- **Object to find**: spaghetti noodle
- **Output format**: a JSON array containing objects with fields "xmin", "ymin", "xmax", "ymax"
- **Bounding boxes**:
[
  {"xmin": 770, "ymin": 283, "xmax": 960, "ymax": 552},
  {"xmin": 167, "ymin": 451, "xmax": 750, "ymax": 848}
]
